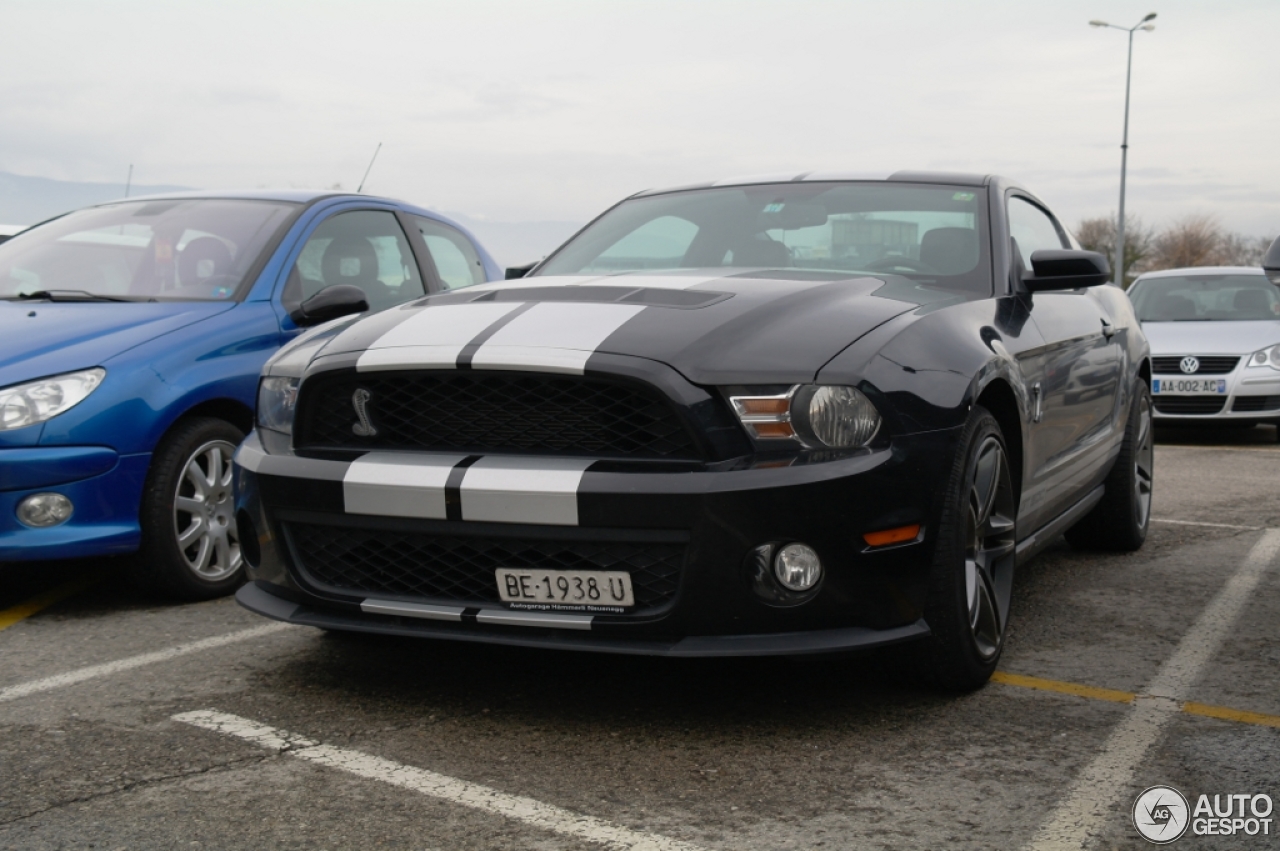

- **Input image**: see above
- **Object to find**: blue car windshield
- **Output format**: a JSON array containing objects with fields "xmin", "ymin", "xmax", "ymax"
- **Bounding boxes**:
[
  {"xmin": 0, "ymin": 198, "xmax": 298, "ymax": 301},
  {"xmin": 534, "ymin": 182, "xmax": 992, "ymax": 295}
]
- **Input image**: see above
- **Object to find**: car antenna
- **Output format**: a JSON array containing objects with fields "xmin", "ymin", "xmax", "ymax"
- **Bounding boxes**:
[{"xmin": 356, "ymin": 143, "xmax": 382, "ymax": 194}]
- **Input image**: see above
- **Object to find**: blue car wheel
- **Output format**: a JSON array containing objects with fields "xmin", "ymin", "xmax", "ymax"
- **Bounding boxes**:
[{"xmin": 129, "ymin": 417, "xmax": 245, "ymax": 600}]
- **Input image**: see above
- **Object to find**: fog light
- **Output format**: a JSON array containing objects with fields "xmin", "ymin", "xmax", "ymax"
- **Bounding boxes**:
[
  {"xmin": 773, "ymin": 543, "xmax": 822, "ymax": 591},
  {"xmin": 17, "ymin": 492, "xmax": 74, "ymax": 528}
]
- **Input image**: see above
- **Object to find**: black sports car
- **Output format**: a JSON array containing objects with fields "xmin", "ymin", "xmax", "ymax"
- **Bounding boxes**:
[{"xmin": 233, "ymin": 172, "xmax": 1153, "ymax": 689}]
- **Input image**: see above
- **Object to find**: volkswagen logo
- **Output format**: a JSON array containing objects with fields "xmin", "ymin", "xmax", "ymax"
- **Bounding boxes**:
[
  {"xmin": 1179, "ymin": 356, "xmax": 1200, "ymax": 375},
  {"xmin": 350, "ymin": 388, "xmax": 377, "ymax": 437}
]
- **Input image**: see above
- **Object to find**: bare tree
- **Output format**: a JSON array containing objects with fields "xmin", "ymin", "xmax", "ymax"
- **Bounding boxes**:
[
  {"xmin": 1074, "ymin": 214, "xmax": 1154, "ymax": 285},
  {"xmin": 1150, "ymin": 214, "xmax": 1225, "ymax": 269},
  {"xmin": 1216, "ymin": 232, "xmax": 1274, "ymax": 267}
]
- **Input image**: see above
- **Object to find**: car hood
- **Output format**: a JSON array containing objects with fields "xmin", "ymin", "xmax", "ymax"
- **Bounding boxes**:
[
  {"xmin": 0, "ymin": 300, "xmax": 237, "ymax": 387},
  {"xmin": 1141, "ymin": 320, "xmax": 1280, "ymax": 356},
  {"xmin": 316, "ymin": 270, "xmax": 931, "ymax": 385}
]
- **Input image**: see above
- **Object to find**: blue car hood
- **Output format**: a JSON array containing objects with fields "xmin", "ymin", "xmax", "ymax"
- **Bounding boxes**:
[{"xmin": 0, "ymin": 300, "xmax": 237, "ymax": 387}]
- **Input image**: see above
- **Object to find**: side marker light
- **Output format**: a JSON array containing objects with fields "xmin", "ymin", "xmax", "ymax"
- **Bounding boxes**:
[{"xmin": 863, "ymin": 524, "xmax": 921, "ymax": 548}]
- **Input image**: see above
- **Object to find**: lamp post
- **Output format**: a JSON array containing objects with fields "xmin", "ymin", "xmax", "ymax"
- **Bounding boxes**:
[{"xmin": 1090, "ymin": 13, "xmax": 1156, "ymax": 285}]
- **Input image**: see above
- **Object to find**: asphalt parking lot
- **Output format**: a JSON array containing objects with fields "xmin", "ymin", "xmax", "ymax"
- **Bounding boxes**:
[{"xmin": 2, "ymin": 426, "xmax": 1278, "ymax": 850}]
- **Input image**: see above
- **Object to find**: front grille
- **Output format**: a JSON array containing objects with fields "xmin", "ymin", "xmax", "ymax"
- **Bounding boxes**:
[
  {"xmin": 1153, "ymin": 356, "xmax": 1239, "ymax": 375},
  {"xmin": 295, "ymin": 370, "xmax": 702, "ymax": 459},
  {"xmin": 1153, "ymin": 396, "xmax": 1227, "ymax": 415},
  {"xmin": 285, "ymin": 522, "xmax": 684, "ymax": 611},
  {"xmin": 1232, "ymin": 395, "xmax": 1280, "ymax": 412}
]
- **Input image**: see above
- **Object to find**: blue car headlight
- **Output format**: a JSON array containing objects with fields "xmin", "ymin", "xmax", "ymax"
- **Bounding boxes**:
[
  {"xmin": 0, "ymin": 368, "xmax": 106, "ymax": 431},
  {"xmin": 257, "ymin": 376, "xmax": 300, "ymax": 435}
]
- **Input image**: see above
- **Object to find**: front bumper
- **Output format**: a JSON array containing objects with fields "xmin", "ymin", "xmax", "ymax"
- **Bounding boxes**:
[
  {"xmin": 1151, "ymin": 369, "xmax": 1280, "ymax": 423},
  {"xmin": 0, "ymin": 446, "xmax": 149, "ymax": 562},
  {"xmin": 233, "ymin": 426, "xmax": 958, "ymax": 654}
]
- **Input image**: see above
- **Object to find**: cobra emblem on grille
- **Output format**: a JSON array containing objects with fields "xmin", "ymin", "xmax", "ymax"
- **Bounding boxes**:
[
  {"xmin": 1180, "ymin": 356, "xmax": 1200, "ymax": 374},
  {"xmin": 350, "ymin": 388, "xmax": 377, "ymax": 437}
]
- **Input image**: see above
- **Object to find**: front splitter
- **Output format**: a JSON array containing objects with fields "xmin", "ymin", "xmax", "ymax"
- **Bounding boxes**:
[{"xmin": 236, "ymin": 581, "xmax": 930, "ymax": 658}]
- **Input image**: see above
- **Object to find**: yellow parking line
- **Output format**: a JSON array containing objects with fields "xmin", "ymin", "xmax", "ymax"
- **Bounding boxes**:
[
  {"xmin": 991, "ymin": 671, "xmax": 1135, "ymax": 704},
  {"xmin": 993, "ymin": 671, "xmax": 1280, "ymax": 730},
  {"xmin": 1182, "ymin": 701, "xmax": 1280, "ymax": 728},
  {"xmin": 0, "ymin": 577, "xmax": 99, "ymax": 633}
]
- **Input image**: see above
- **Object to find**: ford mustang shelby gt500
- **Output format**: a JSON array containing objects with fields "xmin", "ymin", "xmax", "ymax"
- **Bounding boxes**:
[{"xmin": 233, "ymin": 172, "xmax": 1152, "ymax": 689}]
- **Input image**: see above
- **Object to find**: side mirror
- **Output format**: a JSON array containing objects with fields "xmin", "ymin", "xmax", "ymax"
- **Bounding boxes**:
[
  {"xmin": 1263, "ymin": 235, "xmax": 1280, "ymax": 286},
  {"xmin": 505, "ymin": 262, "xmax": 538, "ymax": 280},
  {"xmin": 289, "ymin": 284, "xmax": 369, "ymax": 327},
  {"xmin": 1023, "ymin": 249, "xmax": 1111, "ymax": 292}
]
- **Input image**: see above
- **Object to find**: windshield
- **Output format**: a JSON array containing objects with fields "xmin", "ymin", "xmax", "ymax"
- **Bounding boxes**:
[
  {"xmin": 1128, "ymin": 274, "xmax": 1280, "ymax": 321},
  {"xmin": 0, "ymin": 199, "xmax": 298, "ymax": 301},
  {"xmin": 535, "ymin": 182, "xmax": 992, "ymax": 294}
]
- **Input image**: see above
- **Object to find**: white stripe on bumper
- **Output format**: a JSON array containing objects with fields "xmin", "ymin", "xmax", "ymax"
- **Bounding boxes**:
[
  {"xmin": 360, "ymin": 600, "xmax": 466, "ymax": 621},
  {"xmin": 343, "ymin": 452, "xmax": 467, "ymax": 519},
  {"xmin": 460, "ymin": 456, "xmax": 593, "ymax": 526},
  {"xmin": 475, "ymin": 610, "xmax": 594, "ymax": 630}
]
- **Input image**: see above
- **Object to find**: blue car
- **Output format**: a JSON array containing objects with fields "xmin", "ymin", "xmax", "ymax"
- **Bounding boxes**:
[{"xmin": 0, "ymin": 190, "xmax": 501, "ymax": 598}]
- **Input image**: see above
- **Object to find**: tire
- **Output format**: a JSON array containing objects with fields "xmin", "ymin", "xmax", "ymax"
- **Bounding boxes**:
[
  {"xmin": 907, "ymin": 406, "xmax": 1018, "ymax": 691},
  {"xmin": 129, "ymin": 417, "xmax": 246, "ymax": 601},
  {"xmin": 1064, "ymin": 380, "xmax": 1153, "ymax": 552}
]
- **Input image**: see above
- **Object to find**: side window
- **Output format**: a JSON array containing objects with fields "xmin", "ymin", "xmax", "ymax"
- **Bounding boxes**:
[
  {"xmin": 284, "ymin": 210, "xmax": 425, "ymax": 314},
  {"xmin": 1007, "ymin": 196, "xmax": 1067, "ymax": 271},
  {"xmin": 411, "ymin": 216, "xmax": 486, "ymax": 290}
]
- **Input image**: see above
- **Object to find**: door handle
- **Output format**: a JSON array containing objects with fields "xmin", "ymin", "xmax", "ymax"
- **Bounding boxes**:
[{"xmin": 1100, "ymin": 317, "xmax": 1115, "ymax": 339}]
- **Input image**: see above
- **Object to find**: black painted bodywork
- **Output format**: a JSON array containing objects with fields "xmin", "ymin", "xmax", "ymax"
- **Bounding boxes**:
[{"xmin": 234, "ymin": 173, "xmax": 1151, "ymax": 655}]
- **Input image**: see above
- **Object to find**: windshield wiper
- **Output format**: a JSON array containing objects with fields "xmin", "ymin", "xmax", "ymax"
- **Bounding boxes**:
[{"xmin": 10, "ymin": 290, "xmax": 131, "ymax": 303}]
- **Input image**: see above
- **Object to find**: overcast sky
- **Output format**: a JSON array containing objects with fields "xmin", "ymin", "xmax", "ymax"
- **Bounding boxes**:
[{"xmin": 3, "ymin": 0, "xmax": 1277, "ymax": 235}]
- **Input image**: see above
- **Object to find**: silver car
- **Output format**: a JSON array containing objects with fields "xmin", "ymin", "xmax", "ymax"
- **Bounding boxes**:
[{"xmin": 1127, "ymin": 266, "xmax": 1280, "ymax": 434}]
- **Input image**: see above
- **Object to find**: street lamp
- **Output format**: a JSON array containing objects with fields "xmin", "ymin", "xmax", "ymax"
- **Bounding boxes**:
[{"xmin": 1091, "ymin": 12, "xmax": 1156, "ymax": 285}]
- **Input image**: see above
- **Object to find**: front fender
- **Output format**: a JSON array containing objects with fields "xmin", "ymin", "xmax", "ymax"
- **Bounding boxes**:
[
  {"xmin": 817, "ymin": 296, "xmax": 1043, "ymax": 436},
  {"xmin": 38, "ymin": 303, "xmax": 284, "ymax": 453}
]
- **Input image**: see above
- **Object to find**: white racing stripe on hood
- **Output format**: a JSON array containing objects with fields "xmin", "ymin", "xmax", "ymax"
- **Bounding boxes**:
[
  {"xmin": 459, "ymin": 456, "xmax": 593, "ymax": 526},
  {"xmin": 469, "ymin": 302, "xmax": 646, "ymax": 374},
  {"xmin": 343, "ymin": 452, "xmax": 469, "ymax": 519},
  {"xmin": 356, "ymin": 302, "xmax": 525, "ymax": 372}
]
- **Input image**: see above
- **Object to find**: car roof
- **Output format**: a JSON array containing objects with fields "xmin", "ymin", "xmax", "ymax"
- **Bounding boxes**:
[
  {"xmin": 632, "ymin": 170, "xmax": 998, "ymax": 197},
  {"xmin": 1134, "ymin": 266, "xmax": 1267, "ymax": 280},
  {"xmin": 88, "ymin": 188, "xmax": 406, "ymax": 207}
]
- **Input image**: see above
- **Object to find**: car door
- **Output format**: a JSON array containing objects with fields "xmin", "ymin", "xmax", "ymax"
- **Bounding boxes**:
[
  {"xmin": 277, "ymin": 207, "xmax": 434, "ymax": 332},
  {"xmin": 1010, "ymin": 193, "xmax": 1123, "ymax": 528}
]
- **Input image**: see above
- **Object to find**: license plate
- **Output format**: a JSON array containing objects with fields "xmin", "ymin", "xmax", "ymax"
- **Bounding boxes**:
[
  {"xmin": 1152, "ymin": 378, "xmax": 1226, "ymax": 395},
  {"xmin": 496, "ymin": 568, "xmax": 635, "ymax": 608}
]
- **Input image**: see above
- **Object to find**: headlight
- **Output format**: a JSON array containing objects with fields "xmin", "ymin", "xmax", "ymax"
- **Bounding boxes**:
[
  {"xmin": 0, "ymin": 369, "xmax": 106, "ymax": 432},
  {"xmin": 1247, "ymin": 344, "xmax": 1280, "ymax": 370},
  {"xmin": 257, "ymin": 376, "xmax": 300, "ymax": 434},
  {"xmin": 729, "ymin": 384, "xmax": 881, "ymax": 449},
  {"xmin": 796, "ymin": 385, "xmax": 881, "ymax": 448}
]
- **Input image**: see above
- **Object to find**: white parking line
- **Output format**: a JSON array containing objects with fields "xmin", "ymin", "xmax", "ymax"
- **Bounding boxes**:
[
  {"xmin": 1026, "ymin": 528, "xmax": 1280, "ymax": 850},
  {"xmin": 0, "ymin": 623, "xmax": 290, "ymax": 704},
  {"xmin": 1151, "ymin": 518, "xmax": 1264, "ymax": 531},
  {"xmin": 175, "ymin": 709, "xmax": 706, "ymax": 851}
]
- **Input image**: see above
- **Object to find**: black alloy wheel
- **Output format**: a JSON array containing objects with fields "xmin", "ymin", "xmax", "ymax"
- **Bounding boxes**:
[
  {"xmin": 1065, "ymin": 379, "xmax": 1153, "ymax": 552},
  {"xmin": 908, "ymin": 406, "xmax": 1017, "ymax": 690}
]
